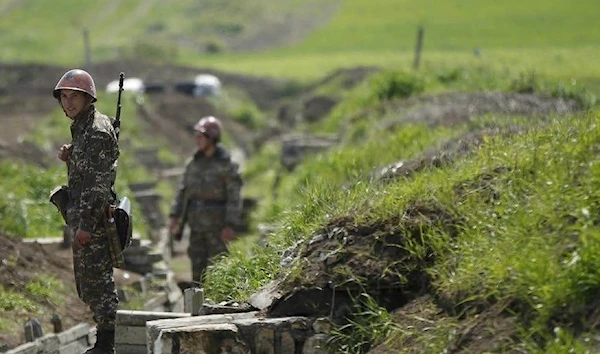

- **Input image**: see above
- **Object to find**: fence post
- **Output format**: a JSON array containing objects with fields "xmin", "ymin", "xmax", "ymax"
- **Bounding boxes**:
[
  {"xmin": 413, "ymin": 25, "xmax": 424, "ymax": 70},
  {"xmin": 51, "ymin": 313, "xmax": 63, "ymax": 333},
  {"xmin": 184, "ymin": 287, "xmax": 204, "ymax": 315},
  {"xmin": 24, "ymin": 318, "xmax": 43, "ymax": 342},
  {"xmin": 83, "ymin": 28, "xmax": 92, "ymax": 67}
]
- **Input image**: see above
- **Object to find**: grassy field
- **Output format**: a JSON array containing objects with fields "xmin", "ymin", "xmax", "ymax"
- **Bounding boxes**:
[
  {"xmin": 0, "ymin": 0, "xmax": 335, "ymax": 64},
  {"xmin": 287, "ymin": 0, "xmax": 600, "ymax": 52},
  {"xmin": 1, "ymin": 0, "xmax": 598, "ymax": 83}
]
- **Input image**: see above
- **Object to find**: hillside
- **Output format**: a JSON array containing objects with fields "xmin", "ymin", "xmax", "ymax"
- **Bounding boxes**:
[
  {"xmin": 0, "ymin": 0, "xmax": 339, "ymax": 64},
  {"xmin": 1, "ymin": 0, "xmax": 600, "ymax": 352}
]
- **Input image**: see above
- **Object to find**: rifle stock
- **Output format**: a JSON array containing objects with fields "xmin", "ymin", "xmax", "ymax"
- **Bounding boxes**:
[{"xmin": 173, "ymin": 192, "xmax": 190, "ymax": 241}]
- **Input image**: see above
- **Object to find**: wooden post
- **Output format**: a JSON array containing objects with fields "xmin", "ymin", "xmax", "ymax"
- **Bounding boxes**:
[
  {"xmin": 413, "ymin": 25, "xmax": 424, "ymax": 70},
  {"xmin": 184, "ymin": 287, "xmax": 204, "ymax": 315},
  {"xmin": 51, "ymin": 313, "xmax": 63, "ymax": 333},
  {"xmin": 24, "ymin": 318, "xmax": 43, "ymax": 342},
  {"xmin": 83, "ymin": 28, "xmax": 92, "ymax": 67}
]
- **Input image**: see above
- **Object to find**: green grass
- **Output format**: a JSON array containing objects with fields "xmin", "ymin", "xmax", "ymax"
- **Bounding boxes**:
[
  {"xmin": 188, "ymin": 46, "xmax": 600, "ymax": 84},
  {"xmin": 0, "ymin": 0, "xmax": 335, "ymax": 64},
  {"xmin": 218, "ymin": 109, "xmax": 600, "ymax": 352},
  {"xmin": 1, "ymin": 0, "xmax": 598, "ymax": 85},
  {"xmin": 25, "ymin": 276, "xmax": 64, "ymax": 305},
  {"xmin": 0, "ymin": 285, "xmax": 40, "ymax": 314},
  {"xmin": 0, "ymin": 161, "xmax": 65, "ymax": 237},
  {"xmin": 202, "ymin": 60, "xmax": 600, "ymax": 351},
  {"xmin": 288, "ymin": 0, "xmax": 600, "ymax": 52}
]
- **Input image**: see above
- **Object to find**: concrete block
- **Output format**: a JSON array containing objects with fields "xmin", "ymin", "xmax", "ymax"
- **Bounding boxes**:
[
  {"xmin": 56, "ymin": 323, "xmax": 90, "ymax": 345},
  {"xmin": 154, "ymin": 317, "xmax": 311, "ymax": 354},
  {"xmin": 115, "ymin": 344, "xmax": 147, "ymax": 354},
  {"xmin": 57, "ymin": 337, "xmax": 88, "ymax": 354},
  {"xmin": 147, "ymin": 312, "xmax": 259, "ymax": 354},
  {"xmin": 183, "ymin": 288, "xmax": 203, "ymax": 315},
  {"xmin": 170, "ymin": 323, "xmax": 243, "ymax": 354},
  {"xmin": 38, "ymin": 333, "xmax": 59, "ymax": 353},
  {"xmin": 5, "ymin": 342, "xmax": 39, "ymax": 354},
  {"xmin": 87, "ymin": 327, "xmax": 97, "ymax": 346},
  {"xmin": 115, "ymin": 326, "xmax": 147, "ymax": 345},
  {"xmin": 116, "ymin": 310, "xmax": 190, "ymax": 327}
]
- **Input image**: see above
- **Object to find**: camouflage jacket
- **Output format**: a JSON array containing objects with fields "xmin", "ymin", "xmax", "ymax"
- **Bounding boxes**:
[
  {"xmin": 170, "ymin": 146, "xmax": 242, "ymax": 228},
  {"xmin": 66, "ymin": 106, "xmax": 119, "ymax": 232}
]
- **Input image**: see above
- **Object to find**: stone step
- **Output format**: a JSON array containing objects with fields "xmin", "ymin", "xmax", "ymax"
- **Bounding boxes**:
[
  {"xmin": 147, "ymin": 312, "xmax": 314, "ymax": 354},
  {"xmin": 115, "ymin": 310, "xmax": 192, "ymax": 354}
]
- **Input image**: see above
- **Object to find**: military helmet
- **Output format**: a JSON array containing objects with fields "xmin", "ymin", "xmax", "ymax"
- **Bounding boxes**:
[
  {"xmin": 53, "ymin": 69, "xmax": 97, "ymax": 102},
  {"xmin": 194, "ymin": 116, "xmax": 222, "ymax": 142}
]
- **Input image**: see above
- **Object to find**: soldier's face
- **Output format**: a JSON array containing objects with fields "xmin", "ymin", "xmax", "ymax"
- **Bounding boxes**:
[
  {"xmin": 195, "ymin": 131, "xmax": 210, "ymax": 151},
  {"xmin": 60, "ymin": 89, "xmax": 89, "ymax": 119}
]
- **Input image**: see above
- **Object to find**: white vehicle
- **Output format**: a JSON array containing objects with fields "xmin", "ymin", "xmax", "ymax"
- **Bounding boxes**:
[
  {"xmin": 106, "ymin": 77, "xmax": 145, "ymax": 94},
  {"xmin": 193, "ymin": 74, "xmax": 221, "ymax": 97}
]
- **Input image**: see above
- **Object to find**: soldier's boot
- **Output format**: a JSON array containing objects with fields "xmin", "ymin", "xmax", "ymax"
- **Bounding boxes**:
[{"xmin": 85, "ymin": 329, "xmax": 114, "ymax": 354}]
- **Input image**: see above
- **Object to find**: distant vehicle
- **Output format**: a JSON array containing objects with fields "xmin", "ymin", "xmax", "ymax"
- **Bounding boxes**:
[
  {"xmin": 192, "ymin": 74, "xmax": 221, "ymax": 97},
  {"xmin": 106, "ymin": 77, "xmax": 145, "ymax": 94}
]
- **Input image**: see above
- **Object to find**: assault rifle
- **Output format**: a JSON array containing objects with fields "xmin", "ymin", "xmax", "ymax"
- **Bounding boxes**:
[{"xmin": 108, "ymin": 72, "xmax": 133, "ymax": 267}]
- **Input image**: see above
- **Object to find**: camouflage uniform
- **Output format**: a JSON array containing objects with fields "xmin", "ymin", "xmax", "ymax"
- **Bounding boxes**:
[
  {"xmin": 65, "ymin": 105, "xmax": 119, "ymax": 332},
  {"xmin": 170, "ymin": 146, "xmax": 242, "ymax": 282}
]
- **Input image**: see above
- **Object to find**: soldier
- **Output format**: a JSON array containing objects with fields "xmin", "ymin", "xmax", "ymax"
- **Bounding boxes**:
[
  {"xmin": 54, "ymin": 69, "xmax": 119, "ymax": 354},
  {"xmin": 169, "ymin": 116, "xmax": 243, "ymax": 284}
]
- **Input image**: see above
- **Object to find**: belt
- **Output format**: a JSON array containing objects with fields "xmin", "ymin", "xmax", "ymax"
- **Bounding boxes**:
[{"xmin": 187, "ymin": 199, "xmax": 226, "ymax": 208}]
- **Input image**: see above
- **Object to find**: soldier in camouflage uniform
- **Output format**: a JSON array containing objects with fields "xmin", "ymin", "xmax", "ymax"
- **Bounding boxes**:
[
  {"xmin": 54, "ymin": 69, "xmax": 119, "ymax": 354},
  {"xmin": 169, "ymin": 116, "xmax": 243, "ymax": 284}
]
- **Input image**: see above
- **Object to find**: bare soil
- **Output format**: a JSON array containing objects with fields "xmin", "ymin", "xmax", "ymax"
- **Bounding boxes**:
[{"xmin": 0, "ymin": 233, "xmax": 92, "ymax": 349}]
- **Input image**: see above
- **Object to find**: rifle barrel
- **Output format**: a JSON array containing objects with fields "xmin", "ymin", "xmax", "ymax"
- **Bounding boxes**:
[{"xmin": 114, "ymin": 72, "xmax": 125, "ymax": 138}]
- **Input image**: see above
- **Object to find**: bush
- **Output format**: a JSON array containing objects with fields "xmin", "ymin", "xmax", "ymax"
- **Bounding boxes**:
[
  {"xmin": 0, "ymin": 162, "xmax": 64, "ymax": 237},
  {"xmin": 230, "ymin": 104, "xmax": 265, "ymax": 129},
  {"xmin": 371, "ymin": 71, "xmax": 425, "ymax": 101}
]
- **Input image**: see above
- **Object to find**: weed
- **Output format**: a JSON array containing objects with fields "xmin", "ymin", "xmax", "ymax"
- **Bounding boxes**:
[
  {"xmin": 0, "ymin": 286, "xmax": 40, "ymax": 314},
  {"xmin": 329, "ymin": 293, "xmax": 397, "ymax": 353},
  {"xmin": 371, "ymin": 71, "xmax": 425, "ymax": 102},
  {"xmin": 25, "ymin": 276, "xmax": 64, "ymax": 305}
]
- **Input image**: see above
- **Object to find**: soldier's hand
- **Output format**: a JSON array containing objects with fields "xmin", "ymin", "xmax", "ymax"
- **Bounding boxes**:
[
  {"xmin": 72, "ymin": 229, "xmax": 92, "ymax": 252},
  {"xmin": 58, "ymin": 144, "xmax": 70, "ymax": 162},
  {"xmin": 221, "ymin": 227, "xmax": 235, "ymax": 244},
  {"xmin": 169, "ymin": 217, "xmax": 181, "ymax": 239}
]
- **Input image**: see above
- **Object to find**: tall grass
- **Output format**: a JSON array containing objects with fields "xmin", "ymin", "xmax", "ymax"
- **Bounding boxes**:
[
  {"xmin": 0, "ymin": 162, "xmax": 65, "ymax": 237},
  {"xmin": 207, "ymin": 72, "xmax": 600, "ymax": 351}
]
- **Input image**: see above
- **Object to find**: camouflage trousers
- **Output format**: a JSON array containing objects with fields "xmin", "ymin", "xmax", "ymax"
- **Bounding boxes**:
[
  {"xmin": 188, "ymin": 228, "xmax": 227, "ymax": 283},
  {"xmin": 71, "ymin": 227, "xmax": 119, "ymax": 331}
]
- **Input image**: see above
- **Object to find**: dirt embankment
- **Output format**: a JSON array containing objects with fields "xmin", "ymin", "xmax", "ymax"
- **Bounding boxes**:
[{"xmin": 0, "ymin": 233, "xmax": 92, "ymax": 349}]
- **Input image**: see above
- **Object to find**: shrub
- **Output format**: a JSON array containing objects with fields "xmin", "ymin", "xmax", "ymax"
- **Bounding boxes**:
[{"xmin": 371, "ymin": 71, "xmax": 425, "ymax": 102}]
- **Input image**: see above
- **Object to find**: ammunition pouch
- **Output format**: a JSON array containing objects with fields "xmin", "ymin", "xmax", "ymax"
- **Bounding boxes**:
[
  {"xmin": 50, "ymin": 185, "xmax": 133, "ymax": 268},
  {"xmin": 49, "ymin": 185, "xmax": 70, "ymax": 224},
  {"xmin": 105, "ymin": 197, "xmax": 133, "ymax": 269}
]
